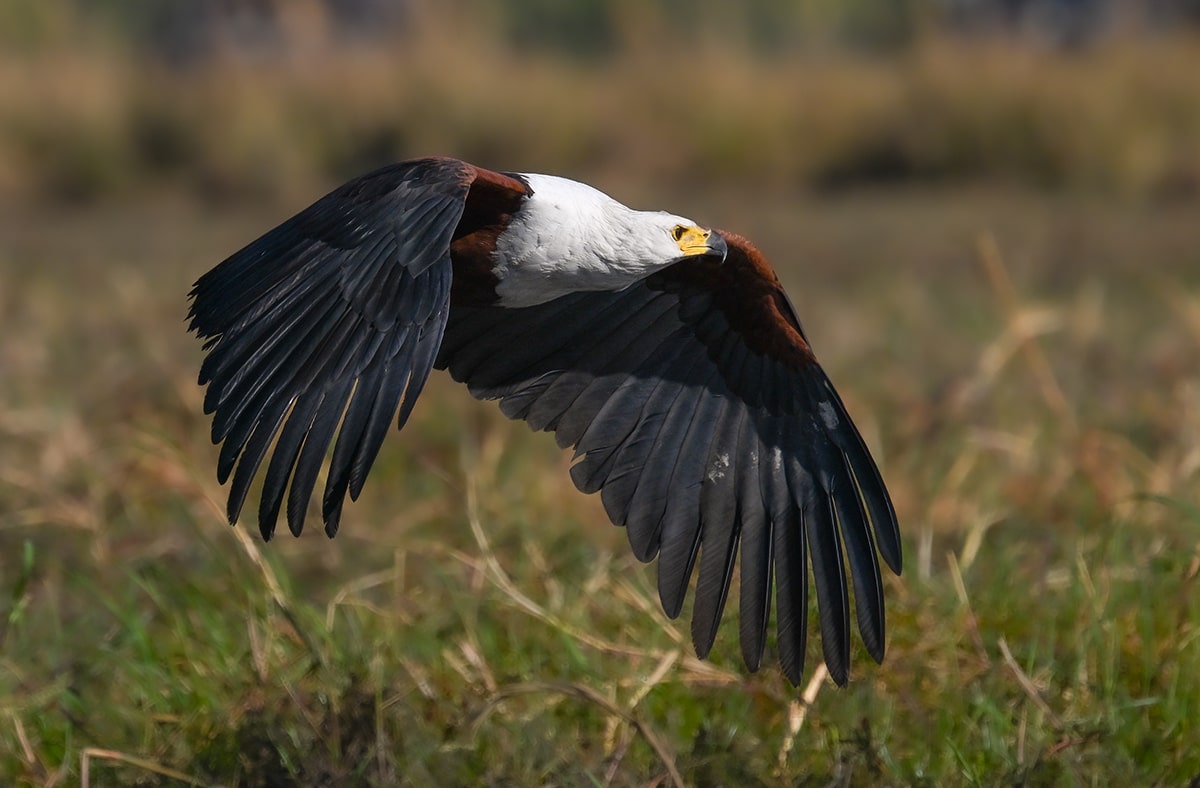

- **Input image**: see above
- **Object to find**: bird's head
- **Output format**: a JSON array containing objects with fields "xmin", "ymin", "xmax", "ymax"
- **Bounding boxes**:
[{"xmin": 641, "ymin": 212, "xmax": 728, "ymax": 265}]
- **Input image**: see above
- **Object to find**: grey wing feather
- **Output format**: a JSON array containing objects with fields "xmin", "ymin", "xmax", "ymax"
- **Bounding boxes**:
[{"xmin": 436, "ymin": 264, "xmax": 900, "ymax": 685}]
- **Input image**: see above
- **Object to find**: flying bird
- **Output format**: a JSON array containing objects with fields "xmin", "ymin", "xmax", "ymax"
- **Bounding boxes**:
[{"xmin": 187, "ymin": 156, "xmax": 902, "ymax": 686}]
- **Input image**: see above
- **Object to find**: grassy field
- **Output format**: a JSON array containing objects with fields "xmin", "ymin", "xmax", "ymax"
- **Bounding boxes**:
[
  {"xmin": 2, "ymin": 11, "xmax": 1200, "ymax": 783},
  {"xmin": 2, "ymin": 179, "xmax": 1198, "ymax": 784}
]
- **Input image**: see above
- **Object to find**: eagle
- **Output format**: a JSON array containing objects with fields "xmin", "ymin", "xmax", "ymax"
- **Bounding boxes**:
[{"xmin": 187, "ymin": 156, "xmax": 902, "ymax": 686}]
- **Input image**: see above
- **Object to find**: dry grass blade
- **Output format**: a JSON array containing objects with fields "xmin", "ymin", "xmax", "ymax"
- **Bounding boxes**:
[
  {"xmin": 470, "ymin": 681, "xmax": 684, "ymax": 788},
  {"xmin": 10, "ymin": 714, "xmax": 59, "ymax": 787},
  {"xmin": 626, "ymin": 651, "xmax": 680, "ymax": 712},
  {"xmin": 977, "ymin": 232, "xmax": 1075, "ymax": 432},
  {"xmin": 80, "ymin": 748, "xmax": 212, "ymax": 788},
  {"xmin": 775, "ymin": 663, "xmax": 829, "ymax": 775},
  {"xmin": 461, "ymin": 472, "xmax": 684, "ymax": 665},
  {"xmin": 948, "ymin": 551, "xmax": 991, "ymax": 664},
  {"xmin": 226, "ymin": 521, "xmax": 327, "ymax": 669},
  {"xmin": 601, "ymin": 651, "xmax": 682, "ymax": 781},
  {"xmin": 187, "ymin": 451, "xmax": 327, "ymax": 669},
  {"xmin": 998, "ymin": 637, "xmax": 1063, "ymax": 728},
  {"xmin": 324, "ymin": 566, "xmax": 409, "ymax": 631}
]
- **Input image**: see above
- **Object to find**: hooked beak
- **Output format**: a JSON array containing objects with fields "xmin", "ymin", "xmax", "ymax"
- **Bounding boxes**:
[
  {"xmin": 705, "ymin": 230, "xmax": 728, "ymax": 263},
  {"xmin": 677, "ymin": 227, "xmax": 728, "ymax": 262}
]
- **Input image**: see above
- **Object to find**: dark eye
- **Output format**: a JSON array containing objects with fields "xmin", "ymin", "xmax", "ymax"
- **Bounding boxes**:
[{"xmin": 671, "ymin": 225, "xmax": 687, "ymax": 241}]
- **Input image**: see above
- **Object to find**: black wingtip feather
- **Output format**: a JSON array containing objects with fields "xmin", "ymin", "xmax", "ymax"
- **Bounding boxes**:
[
  {"xmin": 833, "ymin": 451, "xmax": 886, "ymax": 664},
  {"xmin": 655, "ymin": 369, "xmax": 725, "ymax": 620},
  {"xmin": 286, "ymin": 379, "xmax": 354, "ymax": 538},
  {"xmin": 257, "ymin": 384, "xmax": 323, "ymax": 538},
  {"xmin": 805, "ymin": 487, "xmax": 851, "ymax": 687},
  {"xmin": 774, "ymin": 505, "xmax": 808, "ymax": 687},
  {"xmin": 190, "ymin": 158, "xmax": 471, "ymax": 543},
  {"xmin": 818, "ymin": 378, "xmax": 902, "ymax": 576},
  {"xmin": 689, "ymin": 408, "xmax": 748, "ymax": 660}
]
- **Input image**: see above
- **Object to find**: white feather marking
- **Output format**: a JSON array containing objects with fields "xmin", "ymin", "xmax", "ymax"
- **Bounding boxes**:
[
  {"xmin": 818, "ymin": 400, "xmax": 839, "ymax": 431},
  {"xmin": 707, "ymin": 452, "xmax": 732, "ymax": 483}
]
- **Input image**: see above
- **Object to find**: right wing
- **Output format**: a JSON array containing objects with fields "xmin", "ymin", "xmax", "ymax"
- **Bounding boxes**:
[{"xmin": 436, "ymin": 232, "xmax": 901, "ymax": 685}]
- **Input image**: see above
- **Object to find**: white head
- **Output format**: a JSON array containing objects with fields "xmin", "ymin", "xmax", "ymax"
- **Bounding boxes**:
[
  {"xmin": 619, "ymin": 210, "xmax": 729, "ymax": 270},
  {"xmin": 494, "ymin": 173, "xmax": 728, "ymax": 307}
]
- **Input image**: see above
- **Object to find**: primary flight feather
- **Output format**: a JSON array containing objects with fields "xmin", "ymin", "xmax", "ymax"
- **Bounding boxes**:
[{"xmin": 187, "ymin": 156, "xmax": 902, "ymax": 686}]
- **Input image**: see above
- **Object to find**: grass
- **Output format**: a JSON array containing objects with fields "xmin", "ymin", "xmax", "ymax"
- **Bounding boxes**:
[{"xmin": 1, "ymin": 181, "xmax": 1198, "ymax": 784}]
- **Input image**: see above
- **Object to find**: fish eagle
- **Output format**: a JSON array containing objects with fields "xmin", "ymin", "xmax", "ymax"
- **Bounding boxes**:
[{"xmin": 187, "ymin": 156, "xmax": 902, "ymax": 685}]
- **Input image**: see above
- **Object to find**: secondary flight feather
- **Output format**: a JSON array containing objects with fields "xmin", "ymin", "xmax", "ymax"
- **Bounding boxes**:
[{"xmin": 187, "ymin": 156, "xmax": 902, "ymax": 686}]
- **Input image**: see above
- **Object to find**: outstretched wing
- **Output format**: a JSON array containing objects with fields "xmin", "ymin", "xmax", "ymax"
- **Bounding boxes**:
[
  {"xmin": 188, "ymin": 157, "xmax": 527, "ymax": 540},
  {"xmin": 436, "ymin": 231, "xmax": 901, "ymax": 685}
]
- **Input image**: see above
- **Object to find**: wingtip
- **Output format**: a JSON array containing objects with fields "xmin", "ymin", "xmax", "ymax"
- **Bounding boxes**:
[
  {"xmin": 286, "ymin": 501, "xmax": 307, "ymax": 538},
  {"xmin": 739, "ymin": 622, "xmax": 768, "ymax": 676},
  {"xmin": 692, "ymin": 633, "xmax": 715, "ymax": 663},
  {"xmin": 826, "ymin": 659, "xmax": 849, "ymax": 688},
  {"xmin": 322, "ymin": 501, "xmax": 343, "ymax": 538},
  {"xmin": 821, "ymin": 605, "xmax": 852, "ymax": 687},
  {"xmin": 880, "ymin": 530, "xmax": 903, "ymax": 576},
  {"xmin": 258, "ymin": 495, "xmax": 283, "ymax": 542}
]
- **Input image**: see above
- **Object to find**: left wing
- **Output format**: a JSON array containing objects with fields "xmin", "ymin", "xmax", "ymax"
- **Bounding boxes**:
[
  {"xmin": 437, "ymin": 231, "xmax": 901, "ymax": 685},
  {"xmin": 187, "ymin": 159, "xmax": 477, "ymax": 539}
]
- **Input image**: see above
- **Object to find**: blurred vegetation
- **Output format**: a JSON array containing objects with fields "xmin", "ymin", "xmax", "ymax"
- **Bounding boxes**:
[
  {"xmin": 2, "ymin": 0, "xmax": 1200, "ymax": 784},
  {"xmin": 1, "ymin": 0, "xmax": 1199, "ymax": 203}
]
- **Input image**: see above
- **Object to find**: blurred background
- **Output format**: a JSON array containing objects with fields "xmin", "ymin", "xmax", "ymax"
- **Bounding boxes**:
[
  {"xmin": 3, "ymin": 0, "xmax": 1200, "ymax": 201},
  {"xmin": 2, "ymin": 0, "xmax": 1199, "ymax": 784}
]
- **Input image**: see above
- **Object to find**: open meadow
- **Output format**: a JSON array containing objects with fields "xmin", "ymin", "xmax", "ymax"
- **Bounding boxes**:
[{"xmin": 1, "ymin": 6, "xmax": 1200, "ymax": 785}]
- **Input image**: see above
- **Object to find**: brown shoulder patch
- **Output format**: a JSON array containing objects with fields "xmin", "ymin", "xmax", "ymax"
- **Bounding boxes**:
[
  {"xmin": 449, "ymin": 165, "xmax": 532, "ymax": 306},
  {"xmin": 655, "ymin": 230, "xmax": 817, "ymax": 369}
]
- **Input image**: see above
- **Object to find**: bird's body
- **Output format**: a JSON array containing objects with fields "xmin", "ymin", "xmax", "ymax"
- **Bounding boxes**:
[{"xmin": 188, "ymin": 156, "xmax": 902, "ymax": 686}]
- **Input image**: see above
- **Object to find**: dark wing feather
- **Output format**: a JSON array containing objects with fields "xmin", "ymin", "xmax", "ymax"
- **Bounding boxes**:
[
  {"xmin": 189, "ymin": 157, "xmax": 489, "ymax": 540},
  {"xmin": 437, "ymin": 231, "xmax": 901, "ymax": 685}
]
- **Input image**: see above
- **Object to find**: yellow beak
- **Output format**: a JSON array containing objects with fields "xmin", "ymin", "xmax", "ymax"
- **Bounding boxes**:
[{"xmin": 676, "ymin": 227, "xmax": 727, "ymax": 260}]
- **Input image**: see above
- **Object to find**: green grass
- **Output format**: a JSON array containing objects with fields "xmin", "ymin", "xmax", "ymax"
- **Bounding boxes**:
[{"xmin": 2, "ymin": 185, "xmax": 1199, "ymax": 785}]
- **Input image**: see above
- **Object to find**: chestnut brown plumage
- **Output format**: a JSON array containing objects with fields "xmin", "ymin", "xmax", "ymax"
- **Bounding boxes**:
[{"xmin": 188, "ymin": 156, "xmax": 902, "ymax": 686}]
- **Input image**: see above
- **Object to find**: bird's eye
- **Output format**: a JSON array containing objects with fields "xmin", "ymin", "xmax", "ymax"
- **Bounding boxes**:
[{"xmin": 671, "ymin": 225, "xmax": 687, "ymax": 242}]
